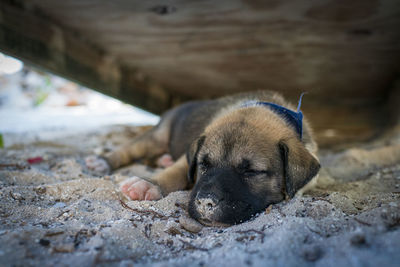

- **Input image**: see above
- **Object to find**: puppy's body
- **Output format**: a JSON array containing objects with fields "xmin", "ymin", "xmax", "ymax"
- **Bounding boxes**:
[{"xmin": 93, "ymin": 91, "xmax": 320, "ymax": 225}]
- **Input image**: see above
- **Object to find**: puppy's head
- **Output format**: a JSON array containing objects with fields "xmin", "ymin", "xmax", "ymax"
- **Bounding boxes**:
[{"xmin": 187, "ymin": 108, "xmax": 320, "ymax": 226}]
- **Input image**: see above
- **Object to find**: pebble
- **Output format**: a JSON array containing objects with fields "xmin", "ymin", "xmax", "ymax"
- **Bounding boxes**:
[
  {"xmin": 52, "ymin": 243, "xmax": 75, "ymax": 253},
  {"xmin": 39, "ymin": 239, "xmax": 50, "ymax": 246},
  {"xmin": 303, "ymin": 246, "xmax": 323, "ymax": 261},
  {"xmin": 35, "ymin": 185, "xmax": 46, "ymax": 194},
  {"xmin": 165, "ymin": 226, "xmax": 183, "ymax": 236},
  {"xmin": 350, "ymin": 228, "xmax": 367, "ymax": 246},
  {"xmin": 179, "ymin": 215, "xmax": 203, "ymax": 233},
  {"xmin": 265, "ymin": 205, "xmax": 272, "ymax": 214}
]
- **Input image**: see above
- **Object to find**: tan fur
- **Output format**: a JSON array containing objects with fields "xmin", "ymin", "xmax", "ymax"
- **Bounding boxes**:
[
  {"xmin": 151, "ymin": 155, "xmax": 189, "ymax": 195},
  {"xmin": 103, "ymin": 128, "xmax": 168, "ymax": 170}
]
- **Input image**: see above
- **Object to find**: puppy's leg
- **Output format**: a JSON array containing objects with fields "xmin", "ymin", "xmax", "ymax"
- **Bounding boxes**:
[
  {"xmin": 86, "ymin": 126, "xmax": 168, "ymax": 174},
  {"xmin": 104, "ymin": 127, "xmax": 168, "ymax": 170},
  {"xmin": 120, "ymin": 155, "xmax": 189, "ymax": 201}
]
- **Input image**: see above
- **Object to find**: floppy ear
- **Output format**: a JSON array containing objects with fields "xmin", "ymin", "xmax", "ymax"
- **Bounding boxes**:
[
  {"xmin": 186, "ymin": 135, "xmax": 206, "ymax": 185},
  {"xmin": 279, "ymin": 138, "xmax": 320, "ymax": 198}
]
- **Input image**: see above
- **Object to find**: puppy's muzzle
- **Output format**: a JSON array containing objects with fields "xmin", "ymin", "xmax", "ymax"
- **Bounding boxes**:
[
  {"xmin": 189, "ymin": 168, "xmax": 253, "ymax": 226},
  {"xmin": 195, "ymin": 193, "xmax": 220, "ymax": 221}
]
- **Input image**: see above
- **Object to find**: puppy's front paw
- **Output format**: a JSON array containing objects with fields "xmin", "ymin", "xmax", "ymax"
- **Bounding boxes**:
[
  {"xmin": 85, "ymin": 155, "xmax": 110, "ymax": 175},
  {"xmin": 120, "ymin": 176, "xmax": 162, "ymax": 201}
]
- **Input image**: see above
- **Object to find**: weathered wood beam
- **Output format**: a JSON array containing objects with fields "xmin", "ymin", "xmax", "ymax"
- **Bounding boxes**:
[
  {"xmin": 0, "ymin": 0, "xmax": 398, "ymax": 147},
  {"xmin": 0, "ymin": 0, "xmax": 182, "ymax": 114}
]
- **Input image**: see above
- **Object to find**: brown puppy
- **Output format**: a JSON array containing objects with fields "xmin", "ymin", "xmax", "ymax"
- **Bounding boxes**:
[{"xmin": 86, "ymin": 91, "xmax": 320, "ymax": 225}]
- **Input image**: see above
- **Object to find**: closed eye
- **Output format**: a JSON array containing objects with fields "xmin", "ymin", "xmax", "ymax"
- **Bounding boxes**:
[
  {"xmin": 237, "ymin": 159, "xmax": 271, "ymax": 177},
  {"xmin": 199, "ymin": 154, "xmax": 212, "ymax": 169},
  {"xmin": 242, "ymin": 169, "xmax": 270, "ymax": 176}
]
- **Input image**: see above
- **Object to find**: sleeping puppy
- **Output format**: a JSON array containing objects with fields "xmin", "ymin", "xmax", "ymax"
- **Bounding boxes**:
[{"xmin": 86, "ymin": 91, "xmax": 320, "ymax": 226}]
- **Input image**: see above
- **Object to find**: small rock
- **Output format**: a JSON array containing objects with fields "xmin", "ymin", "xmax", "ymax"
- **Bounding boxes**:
[
  {"xmin": 350, "ymin": 228, "xmax": 367, "ymax": 246},
  {"xmin": 303, "ymin": 246, "xmax": 323, "ymax": 262},
  {"xmin": 165, "ymin": 226, "xmax": 183, "ymax": 236},
  {"xmin": 265, "ymin": 205, "xmax": 272, "ymax": 214},
  {"xmin": 35, "ymin": 185, "xmax": 46, "ymax": 194},
  {"xmin": 179, "ymin": 215, "xmax": 203, "ymax": 233},
  {"xmin": 39, "ymin": 239, "xmax": 50, "ymax": 246},
  {"xmin": 45, "ymin": 230, "xmax": 64, "ymax": 237},
  {"xmin": 52, "ymin": 243, "xmax": 75, "ymax": 253}
]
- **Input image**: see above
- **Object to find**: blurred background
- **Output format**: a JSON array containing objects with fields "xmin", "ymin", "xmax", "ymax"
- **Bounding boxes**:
[{"xmin": 0, "ymin": 52, "xmax": 158, "ymax": 138}]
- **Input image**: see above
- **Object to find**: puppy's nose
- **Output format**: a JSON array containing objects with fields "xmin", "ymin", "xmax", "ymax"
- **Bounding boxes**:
[
  {"xmin": 195, "ymin": 195, "xmax": 220, "ymax": 220},
  {"xmin": 196, "ymin": 197, "xmax": 217, "ymax": 210}
]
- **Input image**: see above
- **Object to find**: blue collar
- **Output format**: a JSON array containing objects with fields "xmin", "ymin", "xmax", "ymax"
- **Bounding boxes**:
[{"xmin": 241, "ymin": 93, "xmax": 305, "ymax": 139}]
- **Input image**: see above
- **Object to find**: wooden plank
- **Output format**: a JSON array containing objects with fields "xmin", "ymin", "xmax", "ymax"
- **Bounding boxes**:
[
  {"xmin": 0, "ymin": 0, "xmax": 181, "ymax": 114},
  {"xmin": 24, "ymin": 0, "xmax": 400, "ymax": 104}
]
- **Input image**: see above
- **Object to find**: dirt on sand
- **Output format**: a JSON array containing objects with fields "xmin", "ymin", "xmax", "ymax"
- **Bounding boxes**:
[{"xmin": 0, "ymin": 125, "xmax": 399, "ymax": 266}]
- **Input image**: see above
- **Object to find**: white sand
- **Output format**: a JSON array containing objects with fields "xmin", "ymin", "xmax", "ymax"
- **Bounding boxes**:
[{"xmin": 0, "ymin": 125, "xmax": 399, "ymax": 266}]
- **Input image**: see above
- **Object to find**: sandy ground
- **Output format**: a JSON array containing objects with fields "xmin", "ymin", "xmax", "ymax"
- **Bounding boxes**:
[{"xmin": 1, "ymin": 125, "xmax": 400, "ymax": 267}]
